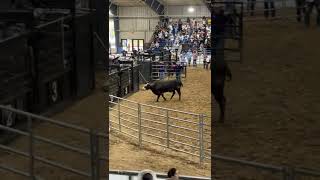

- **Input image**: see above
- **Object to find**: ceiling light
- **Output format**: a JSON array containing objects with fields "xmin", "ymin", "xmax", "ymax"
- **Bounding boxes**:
[{"xmin": 188, "ymin": 7, "xmax": 195, "ymax": 13}]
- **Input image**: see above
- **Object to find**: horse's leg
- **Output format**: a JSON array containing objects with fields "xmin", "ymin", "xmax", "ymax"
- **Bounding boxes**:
[
  {"xmin": 170, "ymin": 91, "xmax": 175, "ymax": 100},
  {"xmin": 162, "ymin": 94, "xmax": 167, "ymax": 101},
  {"xmin": 176, "ymin": 88, "xmax": 181, "ymax": 100}
]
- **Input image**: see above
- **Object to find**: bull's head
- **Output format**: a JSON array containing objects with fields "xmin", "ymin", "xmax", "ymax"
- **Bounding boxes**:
[{"xmin": 143, "ymin": 82, "xmax": 151, "ymax": 90}]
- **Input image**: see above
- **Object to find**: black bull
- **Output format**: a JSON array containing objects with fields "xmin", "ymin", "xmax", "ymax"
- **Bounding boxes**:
[{"xmin": 144, "ymin": 80, "xmax": 183, "ymax": 102}]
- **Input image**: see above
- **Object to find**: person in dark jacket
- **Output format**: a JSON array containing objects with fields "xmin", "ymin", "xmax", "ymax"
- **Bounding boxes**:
[{"xmin": 175, "ymin": 63, "xmax": 183, "ymax": 81}]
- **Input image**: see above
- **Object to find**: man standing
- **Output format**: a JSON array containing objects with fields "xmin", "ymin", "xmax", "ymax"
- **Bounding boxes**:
[{"xmin": 175, "ymin": 62, "xmax": 183, "ymax": 82}]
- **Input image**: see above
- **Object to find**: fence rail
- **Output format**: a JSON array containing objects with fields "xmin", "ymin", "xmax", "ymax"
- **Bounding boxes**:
[
  {"xmin": 0, "ymin": 104, "xmax": 105, "ymax": 180},
  {"xmin": 108, "ymin": 96, "xmax": 320, "ymax": 179},
  {"xmin": 213, "ymin": 154, "xmax": 320, "ymax": 179},
  {"xmin": 108, "ymin": 95, "xmax": 211, "ymax": 165}
]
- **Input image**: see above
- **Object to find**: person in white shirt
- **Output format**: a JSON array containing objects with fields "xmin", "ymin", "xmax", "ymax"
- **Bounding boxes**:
[
  {"xmin": 206, "ymin": 55, "xmax": 211, "ymax": 69},
  {"xmin": 158, "ymin": 31, "xmax": 163, "ymax": 39},
  {"xmin": 168, "ymin": 24, "xmax": 173, "ymax": 34}
]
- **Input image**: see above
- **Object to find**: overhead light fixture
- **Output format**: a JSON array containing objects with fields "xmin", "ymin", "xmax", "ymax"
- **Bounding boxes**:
[{"xmin": 188, "ymin": 7, "xmax": 195, "ymax": 13}]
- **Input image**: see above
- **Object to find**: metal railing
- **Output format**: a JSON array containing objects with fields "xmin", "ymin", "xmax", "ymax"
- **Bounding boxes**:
[
  {"xmin": 213, "ymin": 154, "xmax": 320, "ymax": 179},
  {"xmin": 109, "ymin": 169, "xmax": 211, "ymax": 180},
  {"xmin": 0, "ymin": 105, "xmax": 107, "ymax": 180},
  {"xmin": 151, "ymin": 63, "xmax": 187, "ymax": 80},
  {"xmin": 108, "ymin": 95, "xmax": 211, "ymax": 165}
]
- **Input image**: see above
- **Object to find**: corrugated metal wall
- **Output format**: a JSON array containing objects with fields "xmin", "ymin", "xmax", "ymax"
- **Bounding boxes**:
[
  {"xmin": 118, "ymin": 6, "xmax": 160, "ymax": 43},
  {"xmin": 165, "ymin": 5, "xmax": 210, "ymax": 17}
]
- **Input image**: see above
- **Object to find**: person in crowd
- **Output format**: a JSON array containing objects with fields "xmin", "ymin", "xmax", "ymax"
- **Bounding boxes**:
[
  {"xmin": 187, "ymin": 17, "xmax": 191, "ymax": 25},
  {"xmin": 178, "ymin": 19, "xmax": 183, "ymax": 32},
  {"xmin": 203, "ymin": 54, "xmax": 207, "ymax": 69},
  {"xmin": 167, "ymin": 168, "xmax": 179, "ymax": 180},
  {"xmin": 193, "ymin": 50, "xmax": 198, "ymax": 67},
  {"xmin": 168, "ymin": 23, "xmax": 173, "ymax": 34},
  {"xmin": 202, "ymin": 16, "xmax": 207, "ymax": 25},
  {"xmin": 206, "ymin": 55, "xmax": 211, "ymax": 70},
  {"xmin": 264, "ymin": 0, "xmax": 276, "ymax": 18},
  {"xmin": 174, "ymin": 23, "xmax": 178, "ymax": 37},
  {"xmin": 137, "ymin": 169, "xmax": 158, "ymax": 180},
  {"xmin": 187, "ymin": 49, "xmax": 193, "ymax": 67}
]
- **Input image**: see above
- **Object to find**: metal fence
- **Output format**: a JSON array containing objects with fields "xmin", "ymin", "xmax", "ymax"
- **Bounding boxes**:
[
  {"xmin": 0, "ymin": 105, "xmax": 107, "ymax": 180},
  {"xmin": 151, "ymin": 62, "xmax": 187, "ymax": 81},
  {"xmin": 108, "ymin": 95, "xmax": 211, "ymax": 165},
  {"xmin": 213, "ymin": 154, "xmax": 320, "ymax": 180},
  {"xmin": 109, "ymin": 169, "xmax": 211, "ymax": 180}
]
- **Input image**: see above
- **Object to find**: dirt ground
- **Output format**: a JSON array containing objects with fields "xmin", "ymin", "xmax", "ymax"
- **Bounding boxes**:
[
  {"xmin": 0, "ymin": 72, "xmax": 107, "ymax": 180},
  {"xmin": 213, "ymin": 20, "xmax": 320, "ymax": 179},
  {"xmin": 109, "ymin": 67, "xmax": 212, "ymax": 177}
]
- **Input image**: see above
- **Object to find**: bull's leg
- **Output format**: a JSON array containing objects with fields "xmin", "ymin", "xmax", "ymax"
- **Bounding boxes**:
[
  {"xmin": 157, "ymin": 95, "xmax": 160, "ymax": 102},
  {"xmin": 176, "ymin": 88, "xmax": 181, "ymax": 100},
  {"xmin": 161, "ymin": 94, "xmax": 167, "ymax": 101},
  {"xmin": 170, "ymin": 91, "xmax": 176, "ymax": 100}
]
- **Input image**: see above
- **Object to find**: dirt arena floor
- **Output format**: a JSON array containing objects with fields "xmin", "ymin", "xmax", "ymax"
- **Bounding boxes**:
[
  {"xmin": 0, "ymin": 72, "xmax": 107, "ymax": 180},
  {"xmin": 213, "ymin": 19, "xmax": 320, "ymax": 179},
  {"xmin": 109, "ymin": 67, "xmax": 212, "ymax": 177}
]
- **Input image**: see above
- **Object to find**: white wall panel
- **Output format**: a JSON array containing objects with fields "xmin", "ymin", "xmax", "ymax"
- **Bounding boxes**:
[{"xmin": 118, "ymin": 6, "xmax": 160, "ymax": 43}]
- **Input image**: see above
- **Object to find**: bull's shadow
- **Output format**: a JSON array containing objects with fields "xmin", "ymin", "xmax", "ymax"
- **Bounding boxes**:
[{"xmin": 212, "ymin": 59, "xmax": 232, "ymax": 123}]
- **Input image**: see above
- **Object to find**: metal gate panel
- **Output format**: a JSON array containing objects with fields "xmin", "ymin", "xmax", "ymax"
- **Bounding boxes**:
[
  {"xmin": 74, "ymin": 13, "xmax": 95, "ymax": 98},
  {"xmin": 211, "ymin": 1, "xmax": 244, "ymax": 63}
]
